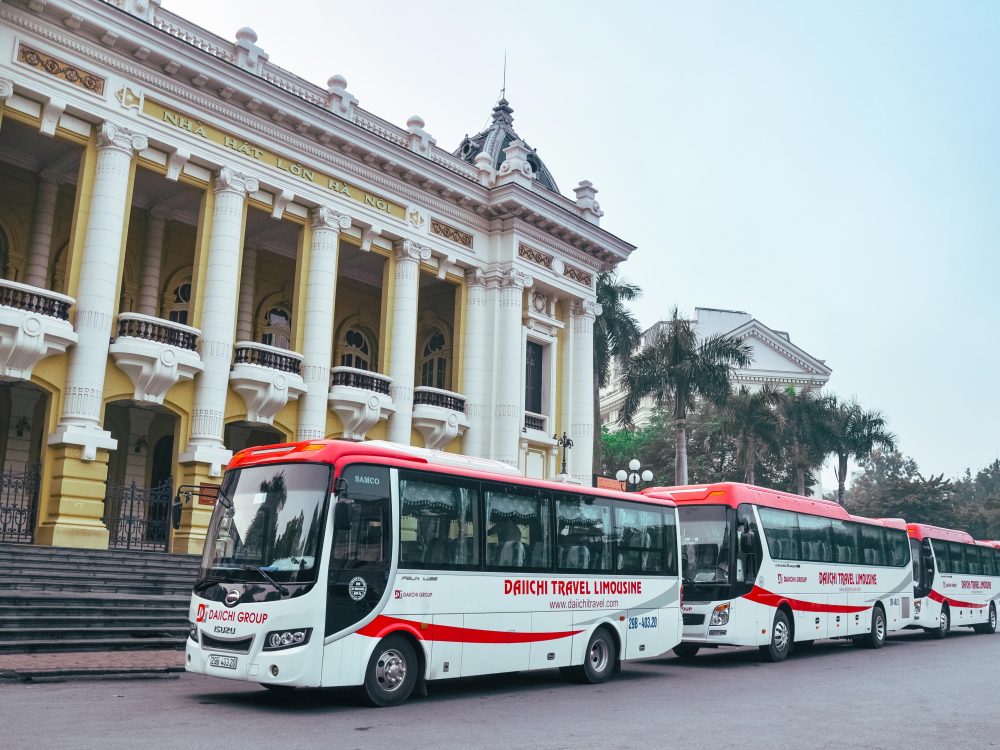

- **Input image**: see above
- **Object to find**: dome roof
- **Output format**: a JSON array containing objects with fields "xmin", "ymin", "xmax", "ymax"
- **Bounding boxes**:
[{"xmin": 453, "ymin": 99, "xmax": 559, "ymax": 193}]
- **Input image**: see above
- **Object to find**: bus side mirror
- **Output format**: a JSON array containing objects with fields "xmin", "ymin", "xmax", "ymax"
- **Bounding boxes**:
[
  {"xmin": 740, "ymin": 530, "xmax": 755, "ymax": 554},
  {"xmin": 171, "ymin": 496, "xmax": 182, "ymax": 530}
]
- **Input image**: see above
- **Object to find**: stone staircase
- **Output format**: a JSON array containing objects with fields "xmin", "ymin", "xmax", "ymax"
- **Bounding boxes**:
[{"xmin": 0, "ymin": 543, "xmax": 199, "ymax": 653}]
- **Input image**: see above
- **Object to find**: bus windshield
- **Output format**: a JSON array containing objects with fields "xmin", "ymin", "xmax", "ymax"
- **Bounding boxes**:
[
  {"xmin": 679, "ymin": 505, "xmax": 732, "ymax": 601},
  {"xmin": 198, "ymin": 462, "xmax": 331, "ymax": 584}
]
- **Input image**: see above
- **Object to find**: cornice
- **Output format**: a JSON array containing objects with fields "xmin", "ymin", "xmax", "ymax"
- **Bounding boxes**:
[{"xmin": 740, "ymin": 326, "xmax": 831, "ymax": 377}]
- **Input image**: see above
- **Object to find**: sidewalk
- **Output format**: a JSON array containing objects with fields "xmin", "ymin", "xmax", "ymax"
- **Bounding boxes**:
[{"xmin": 0, "ymin": 650, "xmax": 186, "ymax": 682}]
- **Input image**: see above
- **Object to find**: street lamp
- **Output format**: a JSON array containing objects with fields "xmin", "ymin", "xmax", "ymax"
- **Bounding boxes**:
[
  {"xmin": 615, "ymin": 458, "xmax": 653, "ymax": 492},
  {"xmin": 554, "ymin": 432, "xmax": 574, "ymax": 475}
]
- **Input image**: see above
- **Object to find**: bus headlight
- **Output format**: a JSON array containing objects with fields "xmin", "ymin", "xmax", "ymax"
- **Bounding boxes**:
[
  {"xmin": 710, "ymin": 603, "xmax": 730, "ymax": 626},
  {"xmin": 263, "ymin": 628, "xmax": 312, "ymax": 651}
]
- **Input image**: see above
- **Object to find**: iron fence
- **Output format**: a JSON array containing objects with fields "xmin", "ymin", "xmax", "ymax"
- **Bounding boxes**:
[
  {"xmin": 0, "ymin": 464, "xmax": 41, "ymax": 544},
  {"xmin": 103, "ymin": 478, "xmax": 173, "ymax": 551}
]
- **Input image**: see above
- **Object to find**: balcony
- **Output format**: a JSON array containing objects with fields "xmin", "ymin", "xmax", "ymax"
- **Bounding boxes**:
[
  {"xmin": 229, "ymin": 341, "xmax": 306, "ymax": 425},
  {"xmin": 328, "ymin": 366, "xmax": 394, "ymax": 441},
  {"xmin": 524, "ymin": 411, "xmax": 548, "ymax": 434},
  {"xmin": 109, "ymin": 313, "xmax": 203, "ymax": 404},
  {"xmin": 0, "ymin": 280, "xmax": 77, "ymax": 381},
  {"xmin": 412, "ymin": 386, "xmax": 470, "ymax": 451}
]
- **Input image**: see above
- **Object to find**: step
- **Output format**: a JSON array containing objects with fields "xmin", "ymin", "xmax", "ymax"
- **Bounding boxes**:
[
  {"xmin": 0, "ymin": 554, "xmax": 200, "ymax": 571},
  {"xmin": 0, "ymin": 637, "xmax": 186, "ymax": 654},
  {"xmin": 0, "ymin": 625, "xmax": 188, "ymax": 642},
  {"xmin": 0, "ymin": 590, "xmax": 190, "ymax": 606},
  {"xmin": 0, "ymin": 564, "xmax": 199, "ymax": 582},
  {"xmin": 0, "ymin": 580, "xmax": 194, "ymax": 595},
  {"xmin": 0, "ymin": 614, "xmax": 187, "ymax": 629},
  {"xmin": 0, "ymin": 545, "xmax": 200, "ymax": 563}
]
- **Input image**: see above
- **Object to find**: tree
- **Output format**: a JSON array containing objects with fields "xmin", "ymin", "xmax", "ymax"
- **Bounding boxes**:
[
  {"xmin": 592, "ymin": 271, "xmax": 642, "ymax": 477},
  {"xmin": 718, "ymin": 385, "xmax": 783, "ymax": 485},
  {"xmin": 780, "ymin": 387, "xmax": 836, "ymax": 496},
  {"xmin": 827, "ymin": 397, "xmax": 897, "ymax": 505},
  {"xmin": 619, "ymin": 308, "xmax": 752, "ymax": 484},
  {"xmin": 847, "ymin": 449, "xmax": 953, "ymax": 525}
]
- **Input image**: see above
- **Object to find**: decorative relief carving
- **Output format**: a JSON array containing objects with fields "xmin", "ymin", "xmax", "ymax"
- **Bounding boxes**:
[
  {"xmin": 115, "ymin": 86, "xmax": 140, "ymax": 109},
  {"xmin": 214, "ymin": 166, "xmax": 258, "ymax": 196},
  {"xmin": 395, "ymin": 239, "xmax": 432, "ymax": 263},
  {"xmin": 517, "ymin": 242, "xmax": 553, "ymax": 269},
  {"xmin": 96, "ymin": 121, "xmax": 147, "ymax": 154},
  {"xmin": 16, "ymin": 43, "xmax": 105, "ymax": 95},
  {"xmin": 311, "ymin": 206, "xmax": 351, "ymax": 231},
  {"xmin": 430, "ymin": 218, "xmax": 473, "ymax": 248},
  {"xmin": 564, "ymin": 265, "xmax": 593, "ymax": 287}
]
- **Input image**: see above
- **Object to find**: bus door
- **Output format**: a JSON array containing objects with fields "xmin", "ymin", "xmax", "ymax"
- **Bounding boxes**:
[
  {"xmin": 326, "ymin": 465, "xmax": 393, "ymax": 638},
  {"xmin": 736, "ymin": 504, "xmax": 762, "ymax": 636}
]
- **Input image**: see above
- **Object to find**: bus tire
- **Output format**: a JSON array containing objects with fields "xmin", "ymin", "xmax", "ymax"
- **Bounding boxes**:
[
  {"xmin": 927, "ymin": 605, "xmax": 950, "ymax": 640},
  {"xmin": 973, "ymin": 604, "xmax": 997, "ymax": 635},
  {"xmin": 363, "ymin": 635, "xmax": 418, "ymax": 707},
  {"xmin": 759, "ymin": 609, "xmax": 792, "ymax": 663},
  {"xmin": 569, "ymin": 627, "xmax": 616, "ymax": 684},
  {"xmin": 672, "ymin": 643, "xmax": 701, "ymax": 660},
  {"xmin": 863, "ymin": 605, "xmax": 886, "ymax": 649}
]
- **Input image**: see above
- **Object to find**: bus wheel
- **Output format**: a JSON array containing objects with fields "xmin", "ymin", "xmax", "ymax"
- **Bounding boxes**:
[
  {"xmin": 973, "ymin": 604, "xmax": 997, "ymax": 635},
  {"xmin": 672, "ymin": 643, "xmax": 701, "ymax": 660},
  {"xmin": 363, "ymin": 635, "xmax": 418, "ymax": 707},
  {"xmin": 863, "ymin": 605, "xmax": 886, "ymax": 649},
  {"xmin": 759, "ymin": 610, "xmax": 792, "ymax": 663},
  {"xmin": 569, "ymin": 628, "xmax": 616, "ymax": 684},
  {"xmin": 927, "ymin": 605, "xmax": 950, "ymax": 640}
]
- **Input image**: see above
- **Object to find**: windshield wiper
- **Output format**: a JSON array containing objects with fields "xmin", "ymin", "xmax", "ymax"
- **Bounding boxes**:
[{"xmin": 242, "ymin": 566, "xmax": 289, "ymax": 597}]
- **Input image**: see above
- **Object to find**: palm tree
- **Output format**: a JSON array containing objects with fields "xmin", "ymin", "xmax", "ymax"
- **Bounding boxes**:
[
  {"xmin": 619, "ymin": 308, "xmax": 753, "ymax": 484},
  {"xmin": 593, "ymin": 271, "xmax": 642, "ymax": 474},
  {"xmin": 719, "ymin": 385, "xmax": 783, "ymax": 485},
  {"xmin": 780, "ymin": 387, "xmax": 836, "ymax": 496},
  {"xmin": 827, "ymin": 396, "xmax": 897, "ymax": 504}
]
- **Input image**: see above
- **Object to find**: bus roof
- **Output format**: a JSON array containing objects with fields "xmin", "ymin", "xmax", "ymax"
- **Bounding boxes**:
[
  {"xmin": 640, "ymin": 481, "xmax": 895, "ymax": 527},
  {"xmin": 905, "ymin": 523, "xmax": 976, "ymax": 544},
  {"xmin": 228, "ymin": 439, "xmax": 677, "ymax": 507}
]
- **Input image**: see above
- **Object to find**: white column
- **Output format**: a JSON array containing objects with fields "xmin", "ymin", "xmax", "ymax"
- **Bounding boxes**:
[
  {"xmin": 386, "ymin": 240, "xmax": 430, "ymax": 444},
  {"xmin": 493, "ymin": 268, "xmax": 532, "ymax": 467},
  {"xmin": 235, "ymin": 244, "xmax": 258, "ymax": 341},
  {"xmin": 22, "ymin": 171, "xmax": 59, "ymax": 289},
  {"xmin": 179, "ymin": 167, "xmax": 258, "ymax": 476},
  {"xmin": 50, "ymin": 122, "xmax": 147, "ymax": 460},
  {"xmin": 135, "ymin": 209, "xmax": 166, "ymax": 316},
  {"xmin": 460, "ymin": 267, "xmax": 490, "ymax": 457},
  {"xmin": 568, "ymin": 299, "xmax": 600, "ymax": 485},
  {"xmin": 297, "ymin": 207, "xmax": 350, "ymax": 441}
]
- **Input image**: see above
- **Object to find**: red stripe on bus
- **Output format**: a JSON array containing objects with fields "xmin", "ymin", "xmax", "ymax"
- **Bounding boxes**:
[
  {"xmin": 356, "ymin": 615, "xmax": 582, "ymax": 643},
  {"xmin": 743, "ymin": 586, "xmax": 870, "ymax": 614},
  {"xmin": 928, "ymin": 589, "xmax": 987, "ymax": 609}
]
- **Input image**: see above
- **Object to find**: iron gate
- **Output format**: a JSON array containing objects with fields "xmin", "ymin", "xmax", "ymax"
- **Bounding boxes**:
[
  {"xmin": 103, "ymin": 478, "xmax": 173, "ymax": 551},
  {"xmin": 0, "ymin": 464, "xmax": 41, "ymax": 544}
]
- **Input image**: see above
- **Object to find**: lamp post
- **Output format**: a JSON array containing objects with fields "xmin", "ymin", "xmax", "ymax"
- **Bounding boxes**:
[
  {"xmin": 615, "ymin": 458, "xmax": 653, "ymax": 492},
  {"xmin": 555, "ymin": 432, "xmax": 574, "ymax": 475}
]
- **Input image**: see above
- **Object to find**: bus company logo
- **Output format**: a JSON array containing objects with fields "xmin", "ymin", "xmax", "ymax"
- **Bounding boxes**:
[
  {"xmin": 353, "ymin": 475, "xmax": 380, "ymax": 485},
  {"xmin": 394, "ymin": 589, "xmax": 401, "ymax": 599},
  {"xmin": 962, "ymin": 580, "xmax": 993, "ymax": 591},
  {"xmin": 196, "ymin": 603, "xmax": 207, "ymax": 622},
  {"xmin": 348, "ymin": 576, "xmax": 368, "ymax": 601},
  {"xmin": 777, "ymin": 574, "xmax": 807, "ymax": 584}
]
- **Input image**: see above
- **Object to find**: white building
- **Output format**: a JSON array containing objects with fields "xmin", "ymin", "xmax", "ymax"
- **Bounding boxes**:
[{"xmin": 600, "ymin": 307, "xmax": 832, "ymax": 429}]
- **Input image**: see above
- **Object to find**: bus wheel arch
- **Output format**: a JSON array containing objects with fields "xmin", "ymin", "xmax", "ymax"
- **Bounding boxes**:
[
  {"xmin": 928, "ymin": 603, "xmax": 950, "ymax": 639},
  {"xmin": 564, "ymin": 624, "xmax": 618, "ymax": 684},
  {"xmin": 759, "ymin": 605, "xmax": 793, "ymax": 663},
  {"xmin": 864, "ymin": 603, "xmax": 887, "ymax": 649},
  {"xmin": 362, "ymin": 632, "xmax": 422, "ymax": 707},
  {"xmin": 973, "ymin": 603, "xmax": 997, "ymax": 635}
]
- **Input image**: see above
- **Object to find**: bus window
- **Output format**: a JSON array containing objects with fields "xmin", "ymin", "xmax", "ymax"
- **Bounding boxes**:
[
  {"xmin": 679, "ymin": 505, "xmax": 732, "ymax": 588},
  {"xmin": 949, "ymin": 543, "xmax": 967, "ymax": 574},
  {"xmin": 556, "ymin": 494, "xmax": 611, "ymax": 571},
  {"xmin": 735, "ymin": 503, "xmax": 762, "ymax": 591},
  {"xmin": 662, "ymin": 509, "xmax": 679, "ymax": 577},
  {"xmin": 931, "ymin": 539, "xmax": 950, "ymax": 573},
  {"xmin": 982, "ymin": 549, "xmax": 996, "ymax": 577},
  {"xmin": 615, "ymin": 503, "xmax": 666, "ymax": 575},
  {"xmin": 485, "ymin": 484, "xmax": 551, "ymax": 570},
  {"xmin": 859, "ymin": 525, "xmax": 885, "ymax": 566},
  {"xmin": 758, "ymin": 507, "xmax": 800, "ymax": 561},
  {"xmin": 967, "ymin": 545, "xmax": 982, "ymax": 575},
  {"xmin": 886, "ymin": 529, "xmax": 910, "ymax": 567},
  {"xmin": 831, "ymin": 520, "xmax": 857, "ymax": 564},
  {"xmin": 398, "ymin": 471, "xmax": 480, "ymax": 569},
  {"xmin": 798, "ymin": 514, "xmax": 833, "ymax": 563}
]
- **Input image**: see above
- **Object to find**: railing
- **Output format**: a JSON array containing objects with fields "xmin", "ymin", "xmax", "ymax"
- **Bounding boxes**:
[
  {"xmin": 0, "ymin": 464, "xmax": 41, "ymax": 544},
  {"xmin": 233, "ymin": 341, "xmax": 303, "ymax": 375},
  {"xmin": 103, "ymin": 479, "xmax": 173, "ymax": 552},
  {"xmin": 0, "ymin": 279, "xmax": 73, "ymax": 321},
  {"xmin": 330, "ymin": 366, "xmax": 392, "ymax": 395},
  {"xmin": 116, "ymin": 313, "xmax": 199, "ymax": 351},
  {"xmin": 414, "ymin": 387, "xmax": 467, "ymax": 414},
  {"xmin": 524, "ymin": 412, "xmax": 547, "ymax": 432}
]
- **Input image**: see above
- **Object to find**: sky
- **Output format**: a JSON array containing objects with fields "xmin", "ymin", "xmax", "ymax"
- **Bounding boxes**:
[{"xmin": 164, "ymin": 0, "xmax": 1000, "ymax": 484}]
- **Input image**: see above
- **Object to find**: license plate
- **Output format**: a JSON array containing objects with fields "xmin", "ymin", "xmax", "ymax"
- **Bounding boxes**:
[{"xmin": 209, "ymin": 655, "xmax": 238, "ymax": 670}]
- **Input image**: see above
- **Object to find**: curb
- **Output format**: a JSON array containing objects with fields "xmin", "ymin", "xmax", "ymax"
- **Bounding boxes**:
[{"xmin": 0, "ymin": 665, "xmax": 185, "ymax": 683}]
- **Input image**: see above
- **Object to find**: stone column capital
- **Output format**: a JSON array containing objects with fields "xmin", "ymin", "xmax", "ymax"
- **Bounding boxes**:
[
  {"xmin": 97, "ymin": 121, "xmax": 148, "ymax": 154},
  {"xmin": 311, "ymin": 206, "xmax": 351, "ymax": 231},
  {"xmin": 214, "ymin": 166, "xmax": 259, "ymax": 196},
  {"xmin": 501, "ymin": 268, "xmax": 533, "ymax": 290},
  {"xmin": 394, "ymin": 238, "xmax": 431, "ymax": 262},
  {"xmin": 573, "ymin": 299, "xmax": 602, "ymax": 319},
  {"xmin": 465, "ymin": 267, "xmax": 486, "ymax": 287},
  {"xmin": 0, "ymin": 78, "xmax": 14, "ymax": 100}
]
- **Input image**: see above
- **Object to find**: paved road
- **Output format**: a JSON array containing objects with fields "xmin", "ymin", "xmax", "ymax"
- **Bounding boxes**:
[{"xmin": 4, "ymin": 629, "xmax": 999, "ymax": 750}]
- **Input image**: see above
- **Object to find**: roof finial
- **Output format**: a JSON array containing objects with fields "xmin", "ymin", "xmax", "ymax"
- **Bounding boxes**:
[{"xmin": 501, "ymin": 50, "xmax": 507, "ymax": 101}]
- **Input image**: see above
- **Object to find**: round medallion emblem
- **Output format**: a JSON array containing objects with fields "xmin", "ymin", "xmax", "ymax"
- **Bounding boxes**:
[{"xmin": 348, "ymin": 576, "xmax": 368, "ymax": 601}]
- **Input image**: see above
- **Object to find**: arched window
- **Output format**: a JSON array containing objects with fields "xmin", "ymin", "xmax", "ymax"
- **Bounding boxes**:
[
  {"xmin": 420, "ymin": 328, "xmax": 449, "ymax": 389},
  {"xmin": 260, "ymin": 305, "xmax": 291, "ymax": 349},
  {"xmin": 340, "ymin": 328, "xmax": 371, "ymax": 371},
  {"xmin": 166, "ymin": 281, "xmax": 191, "ymax": 325}
]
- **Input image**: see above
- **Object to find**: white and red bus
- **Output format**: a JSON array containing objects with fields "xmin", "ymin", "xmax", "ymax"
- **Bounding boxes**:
[
  {"xmin": 906, "ymin": 524, "xmax": 999, "ymax": 637},
  {"xmin": 640, "ymin": 482, "xmax": 914, "ymax": 662},
  {"xmin": 184, "ymin": 439, "xmax": 682, "ymax": 705}
]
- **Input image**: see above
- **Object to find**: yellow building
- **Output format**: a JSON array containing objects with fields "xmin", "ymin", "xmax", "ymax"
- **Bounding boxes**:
[{"xmin": 0, "ymin": 0, "xmax": 634, "ymax": 554}]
